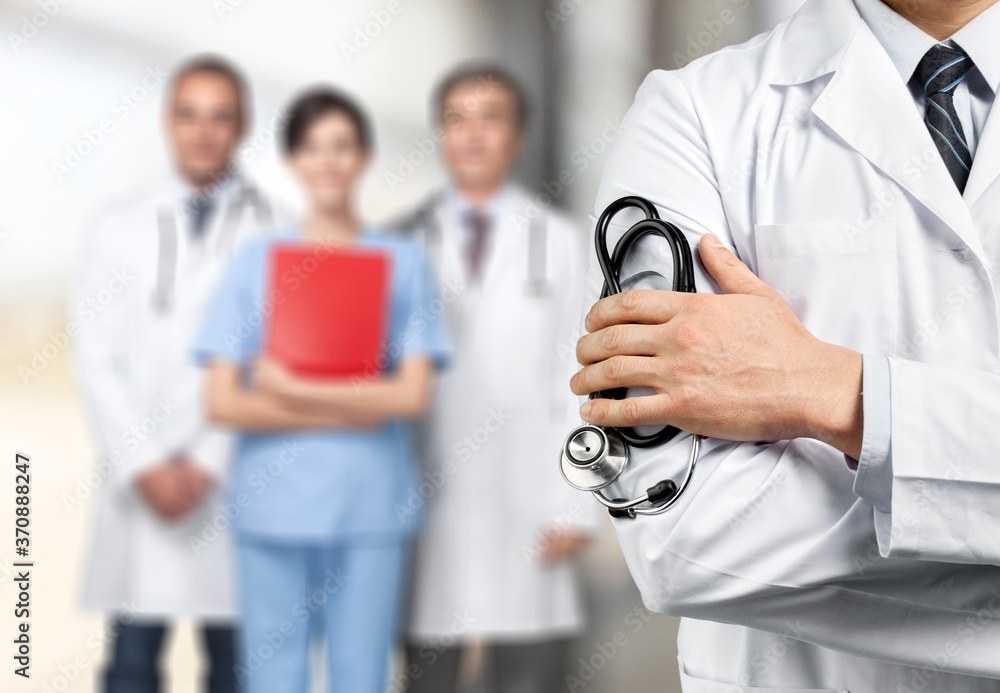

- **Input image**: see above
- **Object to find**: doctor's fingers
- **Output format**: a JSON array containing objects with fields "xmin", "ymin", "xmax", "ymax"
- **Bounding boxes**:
[
  {"xmin": 570, "ymin": 355, "xmax": 670, "ymax": 397},
  {"xmin": 579, "ymin": 392, "xmax": 675, "ymax": 429},
  {"xmin": 576, "ymin": 324, "xmax": 664, "ymax": 366},
  {"xmin": 584, "ymin": 290, "xmax": 688, "ymax": 333}
]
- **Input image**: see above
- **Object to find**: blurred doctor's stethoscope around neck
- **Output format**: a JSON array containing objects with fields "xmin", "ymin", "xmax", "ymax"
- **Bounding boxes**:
[
  {"xmin": 76, "ymin": 56, "xmax": 276, "ymax": 693},
  {"xmin": 401, "ymin": 63, "xmax": 599, "ymax": 693}
]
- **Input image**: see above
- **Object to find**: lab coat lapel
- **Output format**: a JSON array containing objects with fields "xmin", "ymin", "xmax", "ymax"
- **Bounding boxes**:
[
  {"xmin": 964, "ymin": 106, "xmax": 1000, "ymax": 209},
  {"xmin": 808, "ymin": 21, "xmax": 985, "ymax": 264},
  {"xmin": 479, "ymin": 190, "xmax": 521, "ymax": 293},
  {"xmin": 437, "ymin": 199, "xmax": 472, "ymax": 293}
]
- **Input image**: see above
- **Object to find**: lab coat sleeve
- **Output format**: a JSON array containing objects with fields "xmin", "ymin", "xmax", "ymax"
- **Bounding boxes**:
[
  {"xmin": 868, "ymin": 357, "xmax": 1000, "ymax": 563},
  {"xmin": 186, "ymin": 427, "xmax": 234, "ymax": 481},
  {"xmin": 851, "ymin": 354, "xmax": 893, "ymax": 513},
  {"xmin": 73, "ymin": 219, "xmax": 172, "ymax": 488},
  {"xmin": 589, "ymin": 69, "xmax": 1000, "ymax": 678}
]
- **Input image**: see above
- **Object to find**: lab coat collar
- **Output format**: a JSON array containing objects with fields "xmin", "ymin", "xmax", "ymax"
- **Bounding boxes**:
[
  {"xmin": 770, "ymin": 0, "xmax": 862, "ymax": 87},
  {"xmin": 803, "ymin": 4, "xmax": 987, "ymax": 267}
]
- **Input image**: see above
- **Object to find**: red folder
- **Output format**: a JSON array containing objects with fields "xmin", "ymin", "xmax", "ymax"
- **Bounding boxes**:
[{"xmin": 264, "ymin": 243, "xmax": 391, "ymax": 378}]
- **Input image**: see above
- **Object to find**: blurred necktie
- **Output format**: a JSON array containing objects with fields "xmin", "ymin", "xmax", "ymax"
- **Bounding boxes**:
[
  {"xmin": 464, "ymin": 210, "xmax": 492, "ymax": 282},
  {"xmin": 915, "ymin": 44, "xmax": 975, "ymax": 192},
  {"xmin": 185, "ymin": 193, "xmax": 215, "ymax": 240}
]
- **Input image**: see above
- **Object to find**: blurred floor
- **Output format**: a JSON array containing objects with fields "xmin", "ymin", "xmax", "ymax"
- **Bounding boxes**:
[{"xmin": 0, "ymin": 348, "xmax": 681, "ymax": 692}]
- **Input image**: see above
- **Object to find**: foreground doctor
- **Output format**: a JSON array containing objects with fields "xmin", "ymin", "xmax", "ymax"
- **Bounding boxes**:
[
  {"xmin": 193, "ymin": 87, "xmax": 450, "ymax": 693},
  {"xmin": 399, "ymin": 65, "xmax": 598, "ymax": 693},
  {"xmin": 76, "ymin": 57, "xmax": 274, "ymax": 693},
  {"xmin": 568, "ymin": 0, "xmax": 1000, "ymax": 690}
]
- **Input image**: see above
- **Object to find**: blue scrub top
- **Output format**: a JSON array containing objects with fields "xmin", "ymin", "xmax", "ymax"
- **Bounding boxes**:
[{"xmin": 192, "ymin": 227, "xmax": 451, "ymax": 543}]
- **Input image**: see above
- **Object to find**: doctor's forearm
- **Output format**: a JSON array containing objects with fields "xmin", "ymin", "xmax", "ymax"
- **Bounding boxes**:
[{"xmin": 800, "ymin": 342, "xmax": 865, "ymax": 461}]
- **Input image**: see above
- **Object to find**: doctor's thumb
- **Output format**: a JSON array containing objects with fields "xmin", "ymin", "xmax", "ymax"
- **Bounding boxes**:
[{"xmin": 699, "ymin": 234, "xmax": 773, "ymax": 298}]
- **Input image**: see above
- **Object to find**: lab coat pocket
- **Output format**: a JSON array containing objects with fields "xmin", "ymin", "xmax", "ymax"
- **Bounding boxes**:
[
  {"xmin": 680, "ymin": 668, "xmax": 848, "ymax": 693},
  {"xmin": 753, "ymin": 220, "xmax": 897, "ymax": 356}
]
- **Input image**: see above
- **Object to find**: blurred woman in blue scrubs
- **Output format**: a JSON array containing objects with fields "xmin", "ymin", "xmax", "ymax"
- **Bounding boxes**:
[{"xmin": 192, "ymin": 87, "xmax": 450, "ymax": 693}]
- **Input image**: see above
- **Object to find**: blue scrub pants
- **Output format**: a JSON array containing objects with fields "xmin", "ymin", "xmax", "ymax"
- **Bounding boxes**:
[{"xmin": 235, "ymin": 535, "xmax": 408, "ymax": 693}]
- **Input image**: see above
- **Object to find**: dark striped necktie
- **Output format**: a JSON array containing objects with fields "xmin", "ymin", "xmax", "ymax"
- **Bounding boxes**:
[
  {"xmin": 915, "ymin": 44, "xmax": 975, "ymax": 192},
  {"xmin": 185, "ymin": 194, "xmax": 215, "ymax": 240},
  {"xmin": 464, "ymin": 210, "xmax": 492, "ymax": 282}
]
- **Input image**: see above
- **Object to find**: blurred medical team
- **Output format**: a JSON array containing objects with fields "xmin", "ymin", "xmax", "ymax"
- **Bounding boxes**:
[
  {"xmin": 75, "ymin": 54, "xmax": 595, "ymax": 693},
  {"xmin": 74, "ymin": 0, "xmax": 1000, "ymax": 690}
]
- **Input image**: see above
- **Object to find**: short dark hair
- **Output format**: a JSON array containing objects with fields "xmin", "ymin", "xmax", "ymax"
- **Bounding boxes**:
[
  {"xmin": 169, "ymin": 54, "xmax": 250, "ymax": 122},
  {"xmin": 282, "ymin": 86, "xmax": 373, "ymax": 154},
  {"xmin": 434, "ymin": 62, "xmax": 528, "ymax": 131}
]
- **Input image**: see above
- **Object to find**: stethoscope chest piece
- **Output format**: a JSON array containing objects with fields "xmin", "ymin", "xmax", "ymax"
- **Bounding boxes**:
[{"xmin": 560, "ymin": 425, "xmax": 628, "ymax": 492}]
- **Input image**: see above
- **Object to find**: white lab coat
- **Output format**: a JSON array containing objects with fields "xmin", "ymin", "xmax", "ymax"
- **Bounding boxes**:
[
  {"xmin": 590, "ymin": 0, "xmax": 1000, "ymax": 689},
  {"xmin": 75, "ymin": 176, "xmax": 276, "ymax": 620},
  {"xmin": 405, "ymin": 186, "xmax": 601, "ymax": 642}
]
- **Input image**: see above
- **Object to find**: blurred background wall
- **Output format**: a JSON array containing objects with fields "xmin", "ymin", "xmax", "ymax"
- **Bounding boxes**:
[{"xmin": 0, "ymin": 1, "xmax": 806, "ymax": 691}]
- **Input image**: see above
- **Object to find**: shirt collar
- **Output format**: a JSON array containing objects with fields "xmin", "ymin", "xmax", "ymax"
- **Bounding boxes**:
[
  {"xmin": 446, "ymin": 182, "xmax": 511, "ymax": 226},
  {"xmin": 166, "ymin": 169, "xmax": 239, "ymax": 207},
  {"xmin": 952, "ymin": 2, "xmax": 1000, "ymax": 94},
  {"xmin": 853, "ymin": 0, "xmax": 938, "ymax": 84},
  {"xmin": 854, "ymin": 0, "xmax": 1000, "ymax": 93}
]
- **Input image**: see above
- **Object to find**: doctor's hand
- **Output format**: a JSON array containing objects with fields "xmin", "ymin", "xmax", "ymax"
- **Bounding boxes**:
[
  {"xmin": 538, "ymin": 527, "xmax": 592, "ymax": 564},
  {"xmin": 136, "ymin": 462, "xmax": 206, "ymax": 521},
  {"xmin": 571, "ymin": 234, "xmax": 864, "ymax": 460}
]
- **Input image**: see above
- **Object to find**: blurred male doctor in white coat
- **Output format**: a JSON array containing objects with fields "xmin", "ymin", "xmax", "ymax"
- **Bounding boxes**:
[
  {"xmin": 398, "ymin": 64, "xmax": 600, "ymax": 693},
  {"xmin": 567, "ymin": 0, "xmax": 1000, "ymax": 690},
  {"xmin": 75, "ymin": 56, "xmax": 277, "ymax": 693}
]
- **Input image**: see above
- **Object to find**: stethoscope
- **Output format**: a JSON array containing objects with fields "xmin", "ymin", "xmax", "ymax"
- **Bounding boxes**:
[
  {"xmin": 559, "ymin": 196, "xmax": 702, "ymax": 518},
  {"xmin": 398, "ymin": 191, "xmax": 549, "ymax": 296},
  {"xmin": 151, "ymin": 181, "xmax": 272, "ymax": 314}
]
